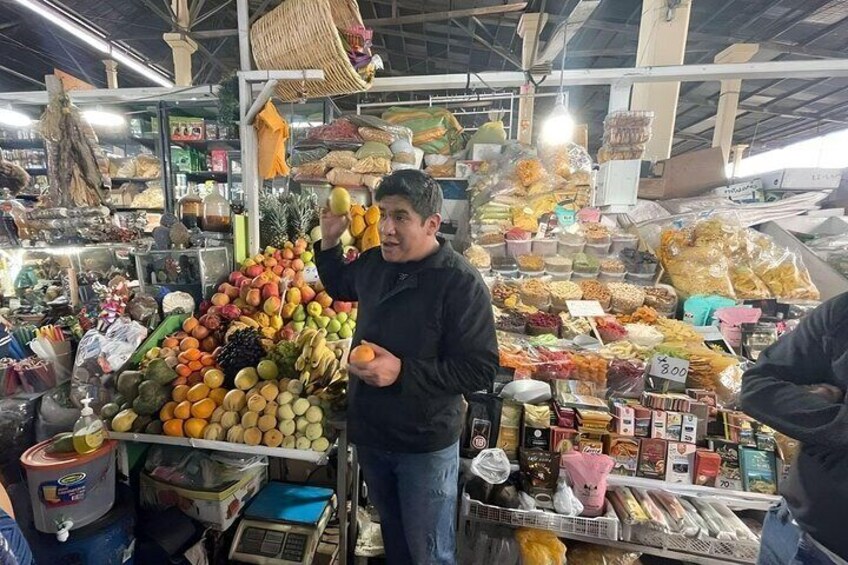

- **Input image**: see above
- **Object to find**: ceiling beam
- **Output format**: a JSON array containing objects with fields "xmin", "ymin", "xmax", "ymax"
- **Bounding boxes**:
[
  {"xmin": 449, "ymin": 19, "xmax": 521, "ymax": 69},
  {"xmin": 0, "ymin": 63, "xmax": 45, "ymax": 87},
  {"xmin": 362, "ymin": 3, "xmax": 528, "ymax": 26}
]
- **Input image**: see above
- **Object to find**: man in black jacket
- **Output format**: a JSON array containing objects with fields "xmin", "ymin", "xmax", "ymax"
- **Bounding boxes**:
[
  {"xmin": 316, "ymin": 170, "xmax": 498, "ymax": 565},
  {"xmin": 740, "ymin": 292, "xmax": 848, "ymax": 565}
]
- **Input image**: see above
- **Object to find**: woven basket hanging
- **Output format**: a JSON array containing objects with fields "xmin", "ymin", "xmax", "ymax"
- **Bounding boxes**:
[{"xmin": 250, "ymin": 0, "xmax": 373, "ymax": 101}]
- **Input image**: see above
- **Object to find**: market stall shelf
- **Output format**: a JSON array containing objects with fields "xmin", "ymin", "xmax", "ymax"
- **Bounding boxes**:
[
  {"xmin": 620, "ymin": 520, "xmax": 759, "ymax": 564},
  {"xmin": 107, "ymin": 430, "xmax": 333, "ymax": 464},
  {"xmin": 606, "ymin": 475, "xmax": 779, "ymax": 511}
]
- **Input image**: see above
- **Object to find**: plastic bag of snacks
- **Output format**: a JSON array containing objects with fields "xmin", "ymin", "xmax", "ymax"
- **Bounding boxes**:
[
  {"xmin": 515, "ymin": 528, "xmax": 566, "ymax": 565},
  {"xmin": 322, "ymin": 150, "xmax": 358, "ymax": 170},
  {"xmin": 292, "ymin": 161, "xmax": 328, "ymax": 181},
  {"xmin": 358, "ymin": 126, "xmax": 395, "ymax": 145},
  {"xmin": 352, "ymin": 156, "xmax": 392, "ymax": 174},
  {"xmin": 659, "ymin": 225, "xmax": 736, "ymax": 298},
  {"xmin": 565, "ymin": 543, "xmax": 641, "ymax": 565},
  {"xmin": 607, "ymin": 283, "xmax": 645, "ymax": 315}
]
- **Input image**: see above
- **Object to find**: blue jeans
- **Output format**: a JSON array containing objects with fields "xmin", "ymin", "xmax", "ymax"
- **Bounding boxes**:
[
  {"xmin": 357, "ymin": 441, "xmax": 459, "ymax": 565},
  {"xmin": 759, "ymin": 500, "xmax": 840, "ymax": 565}
]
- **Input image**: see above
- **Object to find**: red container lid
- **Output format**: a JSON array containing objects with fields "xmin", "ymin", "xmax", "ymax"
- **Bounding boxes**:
[{"xmin": 21, "ymin": 439, "xmax": 117, "ymax": 471}]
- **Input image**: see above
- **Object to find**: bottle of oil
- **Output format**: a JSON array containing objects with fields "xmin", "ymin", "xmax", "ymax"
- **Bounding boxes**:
[{"xmin": 73, "ymin": 397, "xmax": 105, "ymax": 454}]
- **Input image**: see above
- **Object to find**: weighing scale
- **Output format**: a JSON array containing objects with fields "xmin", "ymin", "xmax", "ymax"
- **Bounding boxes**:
[{"xmin": 229, "ymin": 482, "xmax": 336, "ymax": 565}]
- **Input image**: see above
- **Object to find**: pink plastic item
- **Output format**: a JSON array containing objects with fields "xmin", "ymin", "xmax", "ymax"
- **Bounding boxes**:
[{"xmin": 559, "ymin": 451, "xmax": 614, "ymax": 517}]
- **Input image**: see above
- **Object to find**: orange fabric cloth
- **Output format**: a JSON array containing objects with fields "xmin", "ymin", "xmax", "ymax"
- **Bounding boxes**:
[{"xmin": 255, "ymin": 101, "xmax": 290, "ymax": 179}]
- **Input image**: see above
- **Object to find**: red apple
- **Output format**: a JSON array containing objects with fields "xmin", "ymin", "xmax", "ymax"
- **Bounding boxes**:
[
  {"xmin": 262, "ymin": 283, "xmax": 280, "ymax": 300},
  {"xmin": 333, "ymin": 301, "xmax": 352, "ymax": 313},
  {"xmin": 323, "ymin": 307, "xmax": 336, "ymax": 318},
  {"xmin": 300, "ymin": 285, "xmax": 316, "ymax": 303}
]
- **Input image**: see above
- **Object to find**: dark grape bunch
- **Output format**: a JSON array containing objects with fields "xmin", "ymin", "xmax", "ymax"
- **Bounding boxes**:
[{"xmin": 217, "ymin": 328, "xmax": 265, "ymax": 384}]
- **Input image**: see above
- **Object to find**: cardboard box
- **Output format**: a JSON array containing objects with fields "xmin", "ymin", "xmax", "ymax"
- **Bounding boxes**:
[
  {"xmin": 551, "ymin": 426, "xmax": 579, "ymax": 452},
  {"xmin": 665, "ymin": 441, "xmax": 696, "ymax": 484},
  {"xmin": 693, "ymin": 450, "xmax": 722, "ymax": 487},
  {"xmin": 666, "ymin": 412, "xmax": 682, "ymax": 441},
  {"xmin": 140, "ymin": 465, "xmax": 266, "ymax": 531},
  {"xmin": 634, "ymin": 406, "xmax": 651, "ymax": 438},
  {"xmin": 650, "ymin": 410, "xmax": 667, "ymax": 439},
  {"xmin": 709, "ymin": 439, "xmax": 743, "ymax": 491},
  {"xmin": 613, "ymin": 404, "xmax": 635, "ymax": 436},
  {"xmin": 681, "ymin": 414, "xmax": 698, "ymax": 444},
  {"xmin": 740, "ymin": 447, "xmax": 778, "ymax": 495},
  {"xmin": 637, "ymin": 438, "xmax": 667, "ymax": 480},
  {"xmin": 594, "ymin": 160, "xmax": 640, "ymax": 209},
  {"xmin": 605, "ymin": 434, "xmax": 639, "ymax": 476},
  {"xmin": 638, "ymin": 147, "xmax": 727, "ymax": 200}
]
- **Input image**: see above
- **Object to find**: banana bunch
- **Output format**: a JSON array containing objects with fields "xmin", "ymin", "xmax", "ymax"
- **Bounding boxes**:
[{"xmin": 294, "ymin": 328, "xmax": 347, "ymax": 394}]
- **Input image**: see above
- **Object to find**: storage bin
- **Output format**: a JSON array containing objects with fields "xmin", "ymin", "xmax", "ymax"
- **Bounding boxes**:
[
  {"xmin": 505, "ymin": 238, "xmax": 532, "ymax": 258},
  {"xmin": 532, "ymin": 238, "xmax": 558, "ymax": 257},
  {"xmin": 480, "ymin": 242, "xmax": 506, "ymax": 259},
  {"xmin": 610, "ymin": 234, "xmax": 639, "ymax": 254},
  {"xmin": 599, "ymin": 271, "xmax": 627, "ymax": 283},
  {"xmin": 626, "ymin": 272, "xmax": 657, "ymax": 286},
  {"xmin": 585, "ymin": 241, "xmax": 612, "ymax": 257}
]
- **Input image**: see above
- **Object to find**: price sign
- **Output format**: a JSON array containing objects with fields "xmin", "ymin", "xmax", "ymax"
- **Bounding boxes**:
[
  {"xmin": 566, "ymin": 300, "xmax": 605, "ymax": 318},
  {"xmin": 649, "ymin": 355, "xmax": 690, "ymax": 383}
]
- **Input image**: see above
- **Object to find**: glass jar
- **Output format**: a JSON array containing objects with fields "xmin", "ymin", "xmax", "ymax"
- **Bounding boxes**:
[
  {"xmin": 178, "ymin": 187, "xmax": 202, "ymax": 229},
  {"xmin": 201, "ymin": 184, "xmax": 232, "ymax": 233}
]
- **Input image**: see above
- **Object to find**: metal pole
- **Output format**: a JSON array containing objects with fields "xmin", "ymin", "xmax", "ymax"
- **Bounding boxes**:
[
  {"xmin": 237, "ymin": 0, "xmax": 260, "ymax": 255},
  {"xmin": 157, "ymin": 101, "xmax": 175, "ymax": 213}
]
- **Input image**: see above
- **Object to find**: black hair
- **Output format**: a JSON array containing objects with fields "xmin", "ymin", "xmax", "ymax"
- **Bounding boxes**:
[{"xmin": 375, "ymin": 169, "xmax": 442, "ymax": 223}]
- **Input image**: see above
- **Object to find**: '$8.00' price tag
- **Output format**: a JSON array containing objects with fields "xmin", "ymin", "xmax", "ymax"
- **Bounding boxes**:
[{"xmin": 649, "ymin": 355, "xmax": 690, "ymax": 383}]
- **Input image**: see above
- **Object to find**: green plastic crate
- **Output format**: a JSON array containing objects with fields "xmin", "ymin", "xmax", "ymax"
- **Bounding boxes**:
[{"xmin": 126, "ymin": 313, "xmax": 190, "ymax": 368}]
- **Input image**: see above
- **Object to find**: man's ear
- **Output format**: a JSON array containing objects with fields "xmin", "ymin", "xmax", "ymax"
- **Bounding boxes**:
[{"xmin": 425, "ymin": 213, "xmax": 442, "ymax": 235}]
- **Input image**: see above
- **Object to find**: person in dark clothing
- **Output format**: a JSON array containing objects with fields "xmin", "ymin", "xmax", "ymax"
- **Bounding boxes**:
[
  {"xmin": 740, "ymin": 292, "xmax": 848, "ymax": 565},
  {"xmin": 315, "ymin": 170, "xmax": 498, "ymax": 565}
]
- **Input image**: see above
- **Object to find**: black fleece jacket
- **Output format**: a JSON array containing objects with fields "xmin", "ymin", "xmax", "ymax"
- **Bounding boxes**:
[
  {"xmin": 315, "ymin": 238, "xmax": 499, "ymax": 453},
  {"xmin": 740, "ymin": 292, "xmax": 848, "ymax": 559}
]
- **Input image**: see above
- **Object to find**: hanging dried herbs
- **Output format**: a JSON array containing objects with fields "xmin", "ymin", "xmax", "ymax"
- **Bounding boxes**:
[{"xmin": 40, "ymin": 83, "xmax": 104, "ymax": 208}]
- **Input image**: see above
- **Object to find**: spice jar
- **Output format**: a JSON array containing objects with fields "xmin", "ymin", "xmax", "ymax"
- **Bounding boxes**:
[
  {"xmin": 178, "ymin": 187, "xmax": 202, "ymax": 229},
  {"xmin": 201, "ymin": 184, "xmax": 232, "ymax": 232}
]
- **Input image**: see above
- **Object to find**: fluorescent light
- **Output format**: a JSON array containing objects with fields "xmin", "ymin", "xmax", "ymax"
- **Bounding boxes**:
[
  {"xmin": 111, "ymin": 51, "xmax": 174, "ymax": 88},
  {"xmin": 733, "ymin": 127, "xmax": 848, "ymax": 178},
  {"xmin": 0, "ymin": 108, "xmax": 32, "ymax": 128},
  {"xmin": 12, "ymin": 0, "xmax": 173, "ymax": 88},
  {"xmin": 82, "ymin": 110, "xmax": 125, "ymax": 127},
  {"xmin": 540, "ymin": 94, "xmax": 575, "ymax": 145}
]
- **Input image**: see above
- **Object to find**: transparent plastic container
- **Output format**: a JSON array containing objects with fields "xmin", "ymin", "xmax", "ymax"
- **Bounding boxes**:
[
  {"xmin": 599, "ymin": 271, "xmax": 627, "ymax": 283},
  {"xmin": 547, "ymin": 271, "xmax": 573, "ymax": 281},
  {"xmin": 557, "ymin": 233, "xmax": 586, "ymax": 256},
  {"xmin": 626, "ymin": 271, "xmax": 657, "ymax": 286},
  {"xmin": 532, "ymin": 238, "xmax": 558, "ymax": 257},
  {"xmin": 481, "ymin": 242, "xmax": 506, "ymax": 259},
  {"xmin": 544, "ymin": 256, "xmax": 573, "ymax": 274},
  {"xmin": 519, "ymin": 270, "xmax": 546, "ymax": 279},
  {"xmin": 572, "ymin": 271, "xmax": 599, "ymax": 281},
  {"xmin": 505, "ymin": 238, "xmax": 532, "ymax": 258},
  {"xmin": 201, "ymin": 184, "xmax": 231, "ymax": 232},
  {"xmin": 610, "ymin": 234, "xmax": 639, "ymax": 254},
  {"xmin": 585, "ymin": 241, "xmax": 612, "ymax": 257}
]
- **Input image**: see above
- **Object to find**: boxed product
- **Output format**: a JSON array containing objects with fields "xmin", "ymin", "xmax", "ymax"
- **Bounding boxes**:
[
  {"xmin": 496, "ymin": 400, "xmax": 521, "ymax": 460},
  {"xmin": 140, "ymin": 465, "xmax": 267, "ymax": 531},
  {"xmin": 709, "ymin": 439, "xmax": 743, "ymax": 491},
  {"xmin": 170, "ymin": 116, "xmax": 205, "ymax": 140},
  {"xmin": 693, "ymin": 450, "xmax": 722, "ymax": 487},
  {"xmin": 633, "ymin": 406, "xmax": 651, "ymax": 438},
  {"xmin": 551, "ymin": 426, "xmax": 579, "ymax": 452},
  {"xmin": 650, "ymin": 410, "xmax": 666, "ymax": 439},
  {"xmin": 666, "ymin": 412, "xmax": 682, "ymax": 440},
  {"xmin": 638, "ymin": 147, "xmax": 726, "ymax": 200},
  {"xmin": 665, "ymin": 441, "xmax": 696, "ymax": 484},
  {"xmin": 210, "ymin": 149, "xmax": 228, "ymax": 173},
  {"xmin": 636, "ymin": 438, "xmax": 667, "ymax": 480},
  {"xmin": 578, "ymin": 431, "xmax": 606, "ymax": 454},
  {"xmin": 604, "ymin": 434, "xmax": 639, "ymax": 476},
  {"xmin": 681, "ymin": 414, "xmax": 698, "ymax": 444},
  {"xmin": 613, "ymin": 403, "xmax": 634, "ymax": 436},
  {"xmin": 740, "ymin": 447, "xmax": 778, "ymax": 495}
]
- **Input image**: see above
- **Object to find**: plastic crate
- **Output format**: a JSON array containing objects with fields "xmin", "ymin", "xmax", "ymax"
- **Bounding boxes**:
[
  {"xmin": 461, "ymin": 493, "xmax": 619, "ymax": 541},
  {"xmin": 621, "ymin": 521, "xmax": 760, "ymax": 563}
]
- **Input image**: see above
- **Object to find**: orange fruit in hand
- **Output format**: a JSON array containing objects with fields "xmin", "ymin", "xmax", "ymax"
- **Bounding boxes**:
[{"xmin": 349, "ymin": 344, "xmax": 376, "ymax": 364}]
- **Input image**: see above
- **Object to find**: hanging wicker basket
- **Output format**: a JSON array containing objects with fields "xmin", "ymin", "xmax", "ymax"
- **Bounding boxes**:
[{"xmin": 250, "ymin": 0, "xmax": 373, "ymax": 101}]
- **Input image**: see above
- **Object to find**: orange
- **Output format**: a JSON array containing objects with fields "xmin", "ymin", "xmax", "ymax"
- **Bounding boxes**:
[
  {"xmin": 172, "ymin": 384, "xmax": 190, "ymax": 402},
  {"xmin": 349, "ymin": 344, "xmax": 376, "ymax": 364},
  {"xmin": 184, "ymin": 348, "xmax": 202, "ymax": 362},
  {"xmin": 177, "ymin": 352, "xmax": 191, "ymax": 365},
  {"xmin": 200, "ymin": 354, "xmax": 215, "ymax": 367},
  {"xmin": 160, "ymin": 401, "xmax": 178, "ymax": 422},
  {"xmin": 188, "ymin": 360, "xmax": 204, "ymax": 372},
  {"xmin": 163, "ymin": 337, "xmax": 179, "ymax": 349},
  {"xmin": 191, "ymin": 398, "xmax": 216, "ymax": 419},
  {"xmin": 186, "ymin": 383, "xmax": 210, "ymax": 402},
  {"xmin": 176, "ymin": 364, "xmax": 192, "ymax": 378},
  {"xmin": 163, "ymin": 419, "xmax": 184, "ymax": 437},
  {"xmin": 203, "ymin": 369, "xmax": 225, "ymax": 389},
  {"xmin": 182, "ymin": 317, "xmax": 199, "ymax": 333},
  {"xmin": 208, "ymin": 387, "xmax": 227, "ymax": 406},
  {"xmin": 180, "ymin": 337, "xmax": 200, "ymax": 352},
  {"xmin": 174, "ymin": 400, "xmax": 192, "ymax": 420},
  {"xmin": 184, "ymin": 418, "xmax": 208, "ymax": 439}
]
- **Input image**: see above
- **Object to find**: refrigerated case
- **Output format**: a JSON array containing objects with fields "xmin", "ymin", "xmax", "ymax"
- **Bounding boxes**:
[{"xmin": 133, "ymin": 246, "xmax": 231, "ymax": 304}]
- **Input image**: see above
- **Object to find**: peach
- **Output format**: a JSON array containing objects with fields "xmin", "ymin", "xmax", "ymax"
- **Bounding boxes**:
[
  {"xmin": 246, "ymin": 288, "xmax": 262, "ymax": 307},
  {"xmin": 252, "ymin": 275, "xmax": 268, "ymax": 289},
  {"xmin": 245, "ymin": 265, "xmax": 264, "ymax": 278},
  {"xmin": 210, "ymin": 293, "xmax": 230, "ymax": 307},
  {"xmin": 218, "ymin": 283, "xmax": 239, "ymax": 299},
  {"xmin": 293, "ymin": 272, "xmax": 306, "ymax": 288},
  {"xmin": 291, "ymin": 258, "xmax": 305, "ymax": 271},
  {"xmin": 272, "ymin": 265, "xmax": 284, "ymax": 276},
  {"xmin": 282, "ymin": 249, "xmax": 295, "ymax": 260},
  {"xmin": 263, "ymin": 296, "xmax": 282, "ymax": 316},
  {"xmin": 333, "ymin": 301, "xmax": 353, "ymax": 313},
  {"xmin": 263, "ymin": 257, "xmax": 278, "ymax": 268},
  {"xmin": 299, "ymin": 284, "xmax": 316, "ymax": 304},
  {"xmin": 323, "ymin": 307, "xmax": 336, "ymax": 318},
  {"xmin": 262, "ymin": 283, "xmax": 280, "ymax": 300},
  {"xmin": 282, "ymin": 267, "xmax": 296, "ymax": 280}
]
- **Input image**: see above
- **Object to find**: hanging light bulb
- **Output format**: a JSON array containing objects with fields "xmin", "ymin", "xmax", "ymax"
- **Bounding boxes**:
[
  {"xmin": 0, "ymin": 108, "xmax": 32, "ymax": 128},
  {"xmin": 82, "ymin": 109, "xmax": 125, "ymax": 127},
  {"xmin": 541, "ymin": 92, "xmax": 575, "ymax": 145}
]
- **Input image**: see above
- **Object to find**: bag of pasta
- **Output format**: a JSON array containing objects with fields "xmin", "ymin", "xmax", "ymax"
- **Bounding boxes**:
[
  {"xmin": 352, "ymin": 156, "xmax": 392, "ymax": 175},
  {"xmin": 358, "ymin": 126, "xmax": 395, "ymax": 145},
  {"xmin": 515, "ymin": 158, "xmax": 545, "ymax": 187},
  {"xmin": 660, "ymin": 225, "xmax": 736, "ymax": 298},
  {"xmin": 325, "ymin": 168, "xmax": 363, "ymax": 187},
  {"xmin": 292, "ymin": 160, "xmax": 328, "ymax": 181},
  {"xmin": 515, "ymin": 528, "xmax": 566, "ymax": 565},
  {"xmin": 322, "ymin": 151, "xmax": 358, "ymax": 170}
]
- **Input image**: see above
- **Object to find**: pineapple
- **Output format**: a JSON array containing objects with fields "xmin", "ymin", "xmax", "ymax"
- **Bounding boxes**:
[
  {"xmin": 259, "ymin": 194, "xmax": 289, "ymax": 249},
  {"xmin": 287, "ymin": 191, "xmax": 318, "ymax": 241}
]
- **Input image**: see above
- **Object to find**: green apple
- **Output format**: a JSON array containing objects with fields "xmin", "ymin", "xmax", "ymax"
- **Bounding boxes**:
[
  {"xmin": 304, "ymin": 261, "xmax": 315, "ymax": 268},
  {"xmin": 350, "ymin": 308, "xmax": 358, "ymax": 322},
  {"xmin": 326, "ymin": 332, "xmax": 340, "ymax": 341},
  {"xmin": 306, "ymin": 301, "xmax": 323, "ymax": 318},
  {"xmin": 300, "ymin": 251, "xmax": 314, "ymax": 263},
  {"xmin": 336, "ymin": 312, "xmax": 349, "ymax": 325},
  {"xmin": 257, "ymin": 359, "xmax": 279, "ymax": 380},
  {"xmin": 317, "ymin": 316, "xmax": 331, "ymax": 329},
  {"xmin": 292, "ymin": 305, "xmax": 306, "ymax": 322},
  {"xmin": 292, "ymin": 321, "xmax": 305, "ymax": 332},
  {"xmin": 338, "ymin": 323, "xmax": 353, "ymax": 339},
  {"xmin": 326, "ymin": 319, "xmax": 341, "ymax": 334},
  {"xmin": 349, "ymin": 320, "xmax": 356, "ymax": 330},
  {"xmin": 306, "ymin": 317, "xmax": 318, "ymax": 330}
]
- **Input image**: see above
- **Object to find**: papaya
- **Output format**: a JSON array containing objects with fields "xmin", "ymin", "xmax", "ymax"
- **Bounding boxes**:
[
  {"xmin": 361, "ymin": 224, "xmax": 380, "ymax": 251},
  {"xmin": 350, "ymin": 215, "xmax": 366, "ymax": 238},
  {"xmin": 364, "ymin": 205, "xmax": 380, "ymax": 226}
]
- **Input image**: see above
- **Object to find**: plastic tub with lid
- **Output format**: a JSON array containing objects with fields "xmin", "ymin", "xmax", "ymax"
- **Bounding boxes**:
[
  {"xmin": 505, "ymin": 238, "xmax": 532, "ymax": 258},
  {"xmin": 532, "ymin": 238, "xmax": 558, "ymax": 257},
  {"xmin": 480, "ymin": 242, "xmax": 506, "ymax": 259},
  {"xmin": 599, "ymin": 271, "xmax": 627, "ymax": 283},
  {"xmin": 21, "ymin": 439, "xmax": 117, "ymax": 540},
  {"xmin": 626, "ymin": 271, "xmax": 658, "ymax": 286},
  {"xmin": 572, "ymin": 271, "xmax": 599, "ymax": 281},
  {"xmin": 584, "ymin": 241, "xmax": 612, "ymax": 257},
  {"xmin": 610, "ymin": 233, "xmax": 639, "ymax": 254},
  {"xmin": 557, "ymin": 234, "xmax": 585, "ymax": 256},
  {"xmin": 547, "ymin": 271, "xmax": 573, "ymax": 281}
]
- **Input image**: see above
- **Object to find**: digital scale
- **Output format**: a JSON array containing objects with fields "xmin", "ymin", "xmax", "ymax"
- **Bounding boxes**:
[{"xmin": 229, "ymin": 482, "xmax": 336, "ymax": 565}]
